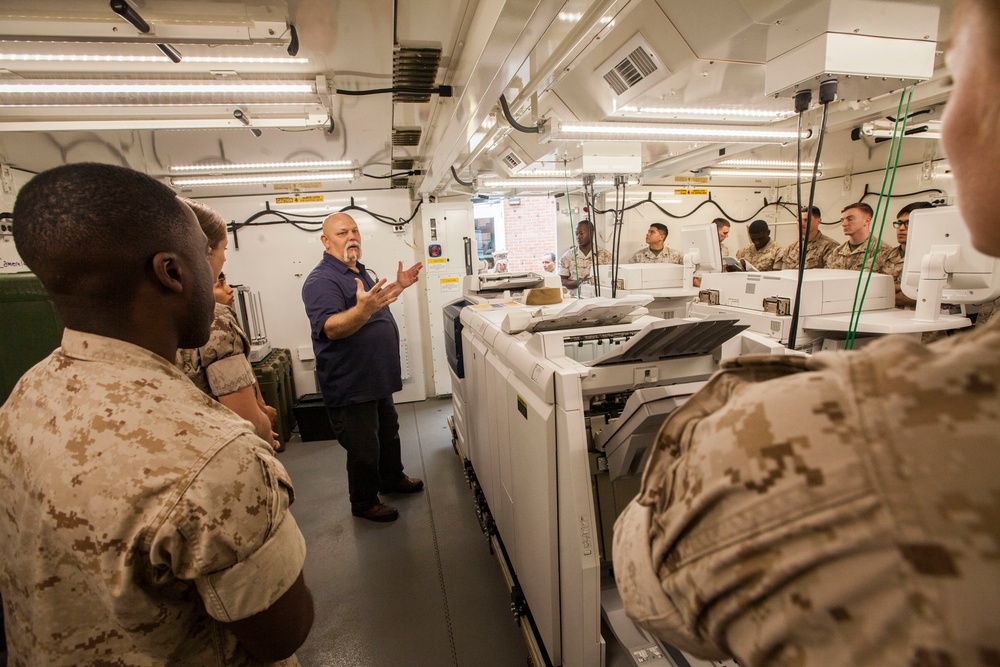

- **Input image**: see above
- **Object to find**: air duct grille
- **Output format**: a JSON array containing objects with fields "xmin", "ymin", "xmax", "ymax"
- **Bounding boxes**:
[
  {"xmin": 393, "ymin": 46, "xmax": 442, "ymax": 103},
  {"xmin": 391, "ymin": 176, "xmax": 410, "ymax": 189},
  {"xmin": 392, "ymin": 128, "xmax": 421, "ymax": 146},
  {"xmin": 392, "ymin": 158, "xmax": 415, "ymax": 170},
  {"xmin": 596, "ymin": 33, "xmax": 668, "ymax": 104},
  {"xmin": 502, "ymin": 152, "xmax": 522, "ymax": 170}
]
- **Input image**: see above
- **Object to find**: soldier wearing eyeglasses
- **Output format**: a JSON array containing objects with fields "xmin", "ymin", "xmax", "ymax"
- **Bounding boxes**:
[{"xmin": 884, "ymin": 201, "xmax": 935, "ymax": 308}]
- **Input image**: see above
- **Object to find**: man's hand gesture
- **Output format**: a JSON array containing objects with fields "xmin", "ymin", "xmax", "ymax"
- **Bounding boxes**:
[
  {"xmin": 356, "ymin": 277, "xmax": 401, "ymax": 317},
  {"xmin": 397, "ymin": 261, "xmax": 424, "ymax": 289}
]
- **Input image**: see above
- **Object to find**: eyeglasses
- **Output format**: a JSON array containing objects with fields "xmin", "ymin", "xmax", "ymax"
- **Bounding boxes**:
[{"xmin": 892, "ymin": 219, "xmax": 908, "ymax": 229}]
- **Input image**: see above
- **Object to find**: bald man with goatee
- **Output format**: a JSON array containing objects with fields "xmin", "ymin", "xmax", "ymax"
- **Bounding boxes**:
[{"xmin": 301, "ymin": 213, "xmax": 424, "ymax": 522}]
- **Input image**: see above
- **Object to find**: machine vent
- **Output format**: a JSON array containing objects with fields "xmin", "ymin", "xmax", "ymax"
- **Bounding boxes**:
[
  {"xmin": 392, "ymin": 128, "xmax": 422, "ymax": 146},
  {"xmin": 392, "ymin": 158, "xmax": 415, "ymax": 170},
  {"xmin": 596, "ymin": 33, "xmax": 669, "ymax": 104},
  {"xmin": 391, "ymin": 176, "xmax": 410, "ymax": 189},
  {"xmin": 393, "ymin": 46, "xmax": 442, "ymax": 103}
]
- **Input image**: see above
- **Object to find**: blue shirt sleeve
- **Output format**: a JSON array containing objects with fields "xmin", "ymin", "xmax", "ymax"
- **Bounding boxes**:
[{"xmin": 302, "ymin": 271, "xmax": 351, "ymax": 341}]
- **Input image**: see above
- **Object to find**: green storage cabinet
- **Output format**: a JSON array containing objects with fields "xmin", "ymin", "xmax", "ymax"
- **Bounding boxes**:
[{"xmin": 0, "ymin": 273, "xmax": 63, "ymax": 404}]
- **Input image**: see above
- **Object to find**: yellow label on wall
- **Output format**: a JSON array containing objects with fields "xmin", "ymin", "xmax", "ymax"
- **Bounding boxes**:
[
  {"xmin": 271, "ymin": 182, "xmax": 322, "ymax": 190},
  {"xmin": 428, "ymin": 258, "xmax": 448, "ymax": 265},
  {"xmin": 439, "ymin": 277, "xmax": 459, "ymax": 284},
  {"xmin": 275, "ymin": 195, "xmax": 325, "ymax": 204},
  {"xmin": 675, "ymin": 176, "xmax": 709, "ymax": 184},
  {"xmin": 675, "ymin": 188, "xmax": 709, "ymax": 196}
]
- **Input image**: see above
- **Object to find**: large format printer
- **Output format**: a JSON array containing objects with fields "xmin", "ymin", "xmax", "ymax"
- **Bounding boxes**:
[{"xmin": 449, "ymin": 291, "xmax": 784, "ymax": 667}]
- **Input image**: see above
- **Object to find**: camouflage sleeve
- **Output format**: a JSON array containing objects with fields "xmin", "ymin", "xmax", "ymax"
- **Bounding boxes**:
[
  {"xmin": 205, "ymin": 353, "xmax": 256, "ymax": 398},
  {"xmin": 614, "ymin": 353, "xmax": 887, "ymax": 662},
  {"xmin": 202, "ymin": 314, "xmax": 256, "ymax": 397},
  {"xmin": 150, "ymin": 434, "xmax": 306, "ymax": 622},
  {"xmin": 629, "ymin": 249, "xmax": 644, "ymax": 263},
  {"xmin": 558, "ymin": 249, "xmax": 573, "ymax": 277}
]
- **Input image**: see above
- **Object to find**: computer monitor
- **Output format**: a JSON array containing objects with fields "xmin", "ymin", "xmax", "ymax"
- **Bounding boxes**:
[
  {"xmin": 680, "ymin": 223, "xmax": 724, "ymax": 275},
  {"xmin": 901, "ymin": 205, "xmax": 1000, "ymax": 321}
]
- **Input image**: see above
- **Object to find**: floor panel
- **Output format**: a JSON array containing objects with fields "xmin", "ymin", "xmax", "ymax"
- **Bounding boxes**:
[{"xmin": 279, "ymin": 397, "xmax": 529, "ymax": 667}]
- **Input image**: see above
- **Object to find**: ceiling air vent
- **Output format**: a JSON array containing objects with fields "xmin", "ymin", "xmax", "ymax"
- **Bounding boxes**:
[
  {"xmin": 392, "ymin": 158, "xmax": 414, "ymax": 170},
  {"xmin": 391, "ymin": 177, "xmax": 410, "ymax": 189},
  {"xmin": 497, "ymin": 144, "xmax": 529, "ymax": 175},
  {"xmin": 596, "ymin": 33, "xmax": 669, "ymax": 105}
]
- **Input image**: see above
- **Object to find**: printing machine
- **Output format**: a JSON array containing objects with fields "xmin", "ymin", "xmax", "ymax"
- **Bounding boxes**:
[
  {"xmin": 462, "ymin": 270, "xmax": 563, "ymax": 305},
  {"xmin": 690, "ymin": 268, "xmax": 971, "ymax": 350},
  {"xmin": 450, "ymin": 291, "xmax": 786, "ymax": 667}
]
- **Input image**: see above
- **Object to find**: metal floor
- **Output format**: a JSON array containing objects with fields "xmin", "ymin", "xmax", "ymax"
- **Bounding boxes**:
[{"xmin": 280, "ymin": 397, "xmax": 531, "ymax": 667}]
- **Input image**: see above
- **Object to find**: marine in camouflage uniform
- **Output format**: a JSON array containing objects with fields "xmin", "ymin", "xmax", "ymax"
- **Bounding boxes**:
[
  {"xmin": 775, "ymin": 231, "xmax": 840, "ymax": 269},
  {"xmin": 558, "ymin": 246, "xmax": 613, "ymax": 285},
  {"xmin": 613, "ymin": 317, "xmax": 1000, "ymax": 665},
  {"xmin": 826, "ymin": 237, "xmax": 893, "ymax": 273},
  {"xmin": 735, "ymin": 239, "xmax": 781, "ymax": 271},
  {"xmin": 177, "ymin": 301, "xmax": 256, "ymax": 400},
  {"xmin": 882, "ymin": 244, "xmax": 905, "ymax": 286},
  {"xmin": 0, "ymin": 330, "xmax": 306, "ymax": 666},
  {"xmin": 629, "ymin": 244, "xmax": 684, "ymax": 264}
]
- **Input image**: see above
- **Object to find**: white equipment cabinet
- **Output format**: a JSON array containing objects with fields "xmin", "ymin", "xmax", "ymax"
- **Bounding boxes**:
[{"xmin": 452, "ymin": 295, "xmax": 761, "ymax": 667}]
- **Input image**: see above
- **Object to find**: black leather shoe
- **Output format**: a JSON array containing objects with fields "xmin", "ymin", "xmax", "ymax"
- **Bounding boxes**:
[
  {"xmin": 379, "ymin": 475, "xmax": 424, "ymax": 494},
  {"xmin": 351, "ymin": 502, "xmax": 399, "ymax": 522}
]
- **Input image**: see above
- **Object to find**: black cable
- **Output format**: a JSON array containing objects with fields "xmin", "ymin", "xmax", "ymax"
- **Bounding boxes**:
[
  {"xmin": 499, "ymin": 94, "xmax": 542, "ymax": 134},
  {"xmin": 362, "ymin": 170, "xmax": 421, "ymax": 179},
  {"xmin": 336, "ymin": 86, "xmax": 452, "ymax": 97},
  {"xmin": 451, "ymin": 166, "xmax": 473, "ymax": 187},
  {"xmin": 231, "ymin": 197, "xmax": 422, "ymax": 231},
  {"xmin": 637, "ymin": 195, "xmax": 799, "ymax": 224},
  {"xmin": 860, "ymin": 184, "xmax": 944, "ymax": 201},
  {"xmin": 788, "ymin": 98, "xmax": 832, "ymax": 350}
]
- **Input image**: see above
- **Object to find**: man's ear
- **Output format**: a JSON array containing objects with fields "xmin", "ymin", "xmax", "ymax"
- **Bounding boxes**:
[
  {"xmin": 319, "ymin": 234, "xmax": 331, "ymax": 250},
  {"xmin": 151, "ymin": 252, "xmax": 185, "ymax": 294}
]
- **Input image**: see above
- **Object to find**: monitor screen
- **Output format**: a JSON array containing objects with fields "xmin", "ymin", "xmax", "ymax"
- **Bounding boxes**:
[
  {"xmin": 901, "ymin": 206, "xmax": 1000, "ymax": 304},
  {"xmin": 680, "ymin": 223, "xmax": 724, "ymax": 274}
]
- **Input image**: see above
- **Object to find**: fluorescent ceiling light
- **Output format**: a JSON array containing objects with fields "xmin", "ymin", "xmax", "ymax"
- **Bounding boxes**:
[
  {"xmin": 0, "ymin": 106, "xmax": 329, "ymax": 132},
  {"xmin": 0, "ymin": 81, "xmax": 315, "ymax": 94},
  {"xmin": 543, "ymin": 121, "xmax": 808, "ymax": 143},
  {"xmin": 171, "ymin": 160, "xmax": 353, "ymax": 172},
  {"xmin": 171, "ymin": 171, "xmax": 357, "ymax": 187},
  {"xmin": 708, "ymin": 169, "xmax": 823, "ymax": 179},
  {"xmin": 619, "ymin": 106, "xmax": 795, "ymax": 121},
  {"xmin": 0, "ymin": 52, "xmax": 309, "ymax": 64},
  {"xmin": 474, "ymin": 177, "xmax": 637, "ymax": 189},
  {"xmin": 719, "ymin": 159, "xmax": 822, "ymax": 168},
  {"xmin": 480, "ymin": 169, "xmax": 582, "ymax": 178}
]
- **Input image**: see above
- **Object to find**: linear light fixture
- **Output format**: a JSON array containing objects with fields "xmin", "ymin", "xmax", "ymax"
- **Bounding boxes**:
[
  {"xmin": 0, "ymin": 52, "xmax": 310, "ymax": 64},
  {"xmin": 474, "ymin": 177, "xmax": 638, "ymax": 189},
  {"xmin": 0, "ymin": 106, "xmax": 330, "ymax": 132},
  {"xmin": 480, "ymin": 169, "xmax": 583, "ymax": 178},
  {"xmin": 171, "ymin": 170, "xmax": 358, "ymax": 187},
  {"xmin": 708, "ymin": 169, "xmax": 823, "ymax": 179},
  {"xmin": 542, "ymin": 121, "xmax": 809, "ymax": 144},
  {"xmin": 618, "ymin": 106, "xmax": 795, "ymax": 121},
  {"xmin": 171, "ymin": 160, "xmax": 353, "ymax": 172},
  {"xmin": 0, "ymin": 81, "xmax": 316, "ymax": 94},
  {"xmin": 719, "ymin": 159, "xmax": 822, "ymax": 168}
]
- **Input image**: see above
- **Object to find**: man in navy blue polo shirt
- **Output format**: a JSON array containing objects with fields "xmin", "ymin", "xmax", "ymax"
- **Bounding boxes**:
[{"xmin": 301, "ymin": 212, "xmax": 424, "ymax": 522}]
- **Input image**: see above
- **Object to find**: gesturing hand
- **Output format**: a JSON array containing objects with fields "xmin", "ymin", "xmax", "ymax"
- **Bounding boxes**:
[
  {"xmin": 397, "ymin": 261, "xmax": 424, "ymax": 289},
  {"xmin": 355, "ymin": 277, "xmax": 401, "ymax": 317}
]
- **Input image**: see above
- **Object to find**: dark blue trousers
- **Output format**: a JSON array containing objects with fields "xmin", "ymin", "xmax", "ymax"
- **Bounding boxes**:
[{"xmin": 327, "ymin": 397, "xmax": 404, "ymax": 510}]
